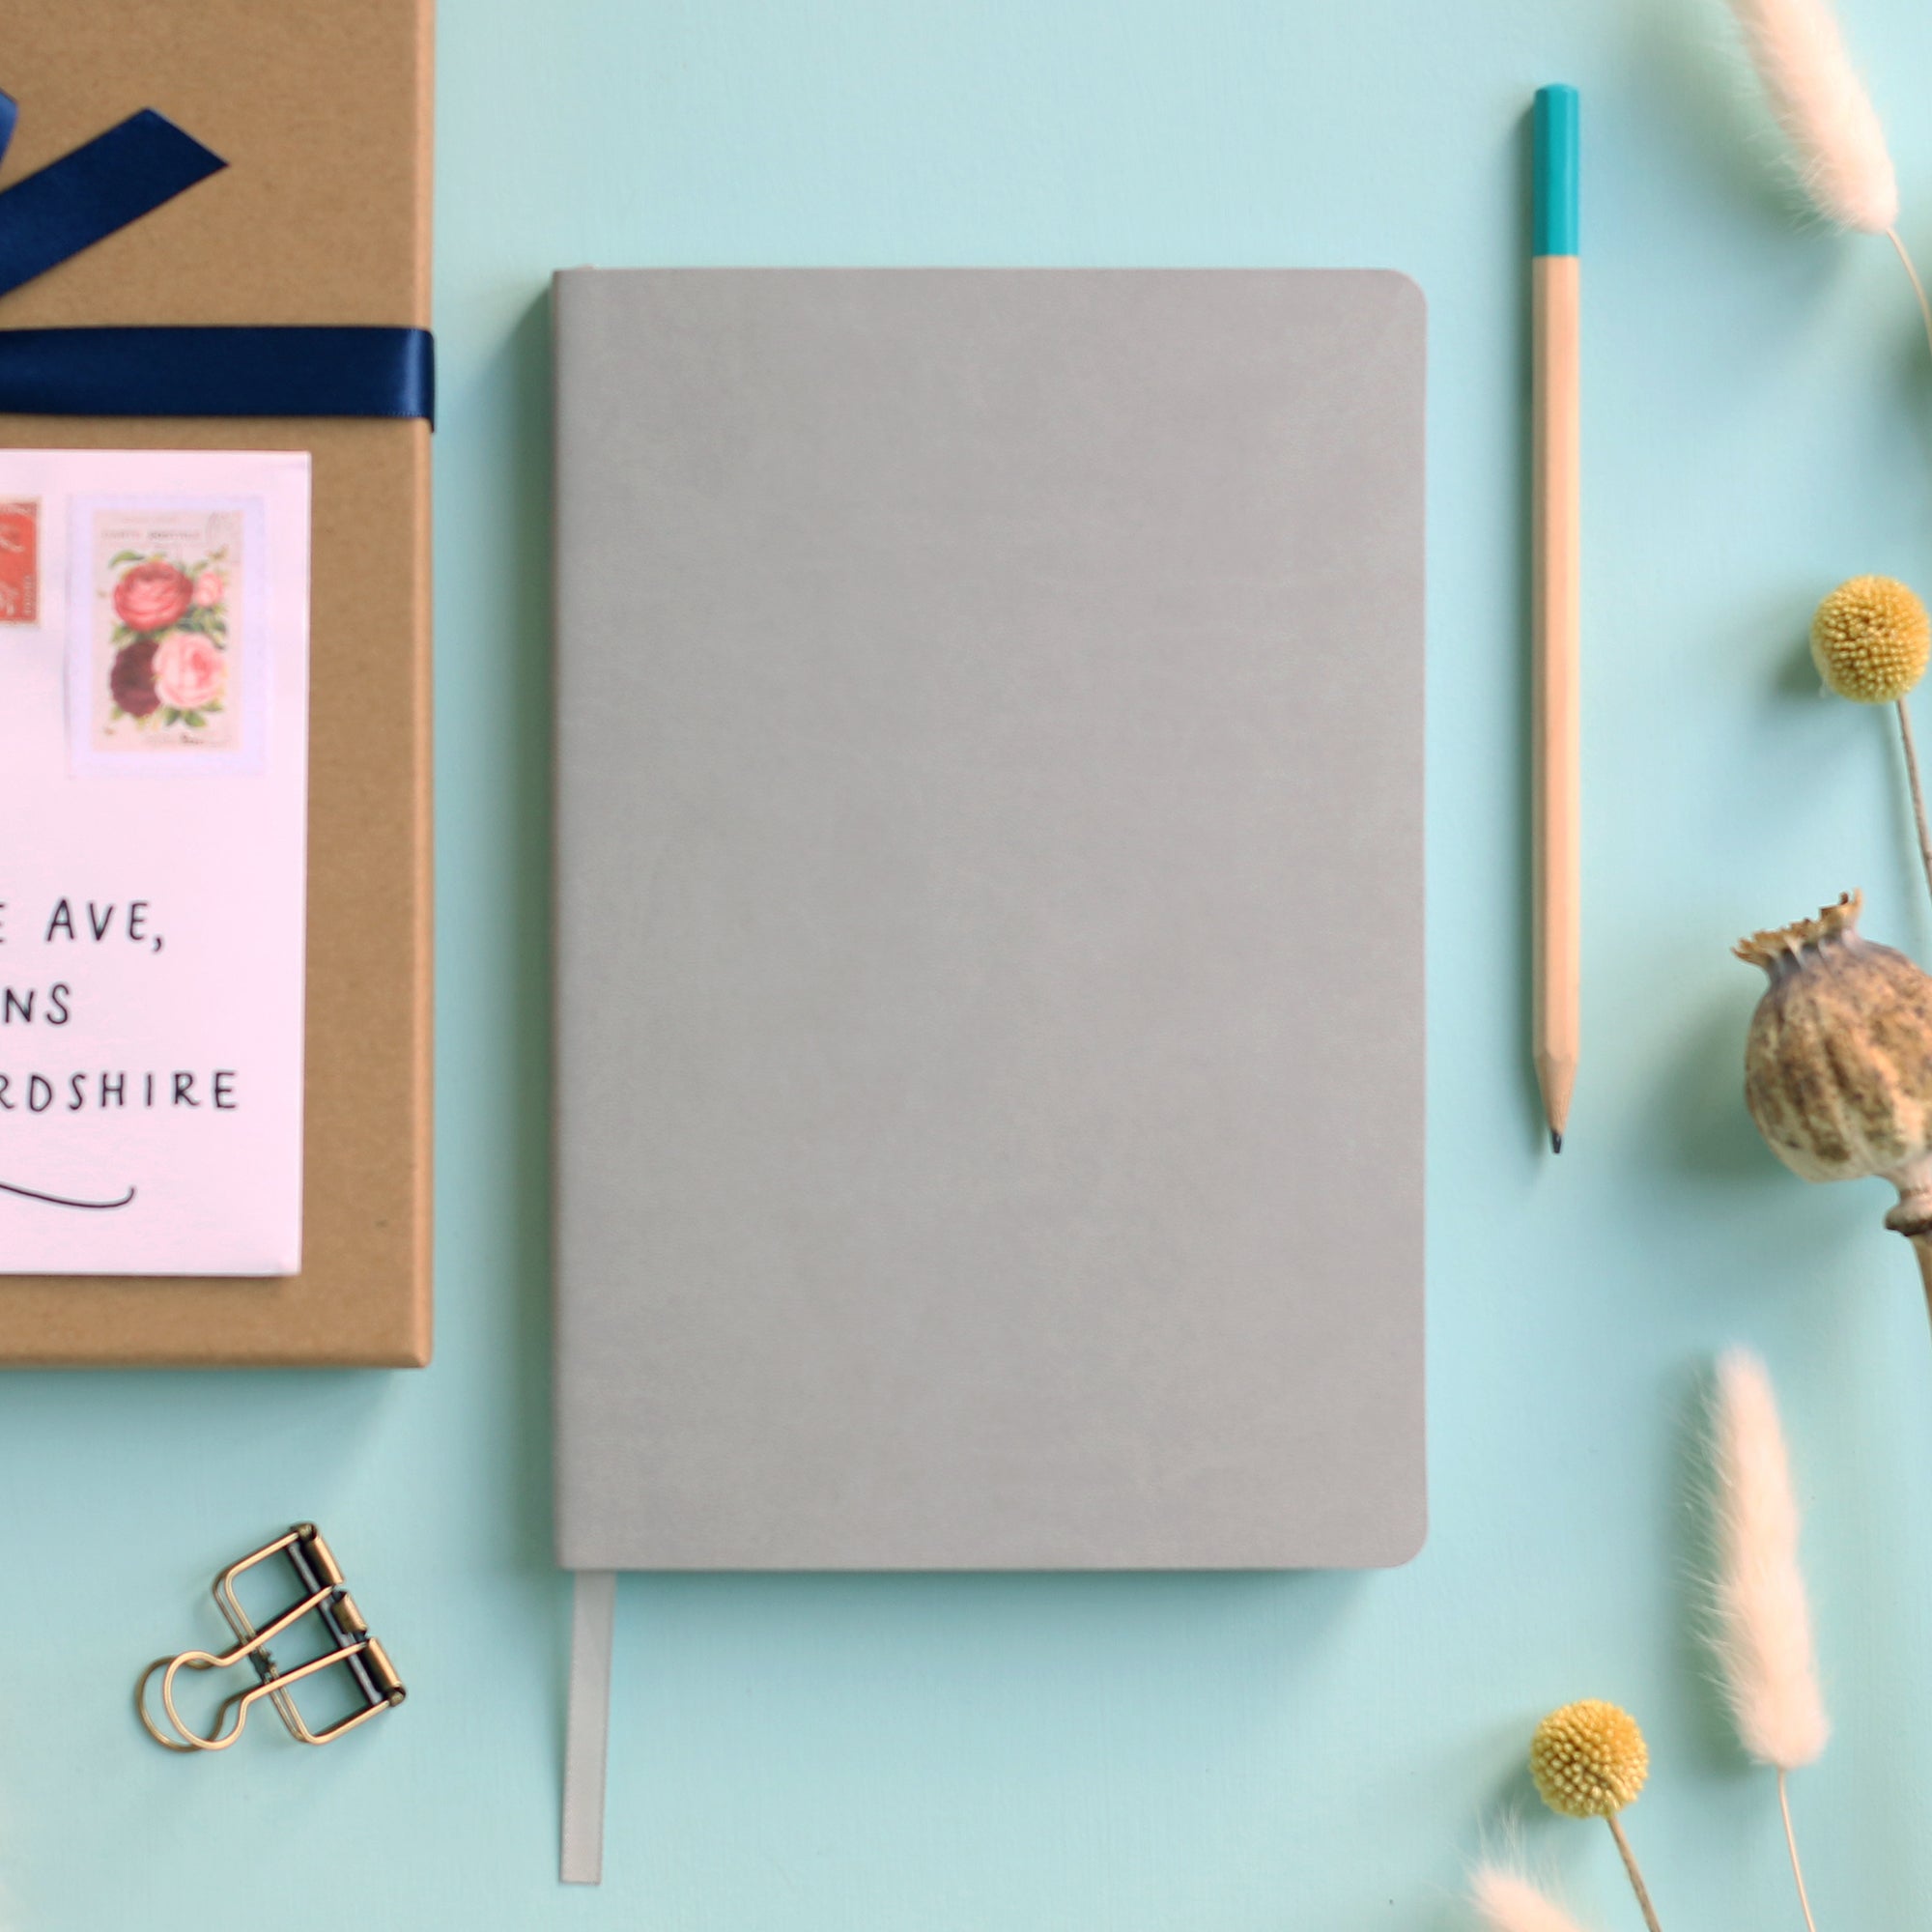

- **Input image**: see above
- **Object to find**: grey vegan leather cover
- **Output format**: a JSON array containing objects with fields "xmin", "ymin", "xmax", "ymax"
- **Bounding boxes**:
[{"xmin": 553, "ymin": 269, "xmax": 1425, "ymax": 1571}]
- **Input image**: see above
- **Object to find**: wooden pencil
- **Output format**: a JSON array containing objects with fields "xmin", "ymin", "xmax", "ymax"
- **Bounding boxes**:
[{"xmin": 1532, "ymin": 84, "xmax": 1580, "ymax": 1152}]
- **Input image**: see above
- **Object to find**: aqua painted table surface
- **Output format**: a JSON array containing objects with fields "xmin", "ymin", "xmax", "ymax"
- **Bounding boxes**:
[{"xmin": 8, "ymin": 0, "xmax": 1932, "ymax": 1924}]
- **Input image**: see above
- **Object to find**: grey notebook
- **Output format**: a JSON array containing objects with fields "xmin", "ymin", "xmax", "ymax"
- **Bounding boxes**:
[{"xmin": 553, "ymin": 268, "xmax": 1426, "ymax": 1574}]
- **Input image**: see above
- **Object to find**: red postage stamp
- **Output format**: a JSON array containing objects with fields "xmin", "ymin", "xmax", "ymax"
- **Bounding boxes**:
[{"xmin": 0, "ymin": 497, "xmax": 39, "ymax": 625}]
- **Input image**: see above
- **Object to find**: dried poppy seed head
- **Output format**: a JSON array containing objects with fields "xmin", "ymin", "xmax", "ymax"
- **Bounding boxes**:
[
  {"xmin": 1811, "ymin": 576, "xmax": 1930, "ymax": 703},
  {"xmin": 1736, "ymin": 892, "xmax": 1932, "ymax": 1237},
  {"xmin": 1530, "ymin": 1700, "xmax": 1649, "ymax": 1819}
]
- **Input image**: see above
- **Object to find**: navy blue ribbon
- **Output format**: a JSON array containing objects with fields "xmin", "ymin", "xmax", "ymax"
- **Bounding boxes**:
[{"xmin": 0, "ymin": 92, "xmax": 433, "ymax": 425}]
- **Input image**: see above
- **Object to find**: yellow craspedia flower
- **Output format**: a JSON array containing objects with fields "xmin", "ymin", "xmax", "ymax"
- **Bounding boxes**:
[
  {"xmin": 1810, "ymin": 575, "xmax": 1930, "ymax": 703},
  {"xmin": 1529, "ymin": 1699, "xmax": 1649, "ymax": 1819}
]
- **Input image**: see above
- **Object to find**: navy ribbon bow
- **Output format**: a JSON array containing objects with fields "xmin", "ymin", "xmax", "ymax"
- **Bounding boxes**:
[{"xmin": 0, "ymin": 92, "xmax": 433, "ymax": 425}]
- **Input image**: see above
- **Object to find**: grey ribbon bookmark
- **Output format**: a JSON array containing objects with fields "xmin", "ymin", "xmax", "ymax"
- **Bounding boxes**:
[{"xmin": 560, "ymin": 1569, "xmax": 616, "ymax": 1885}]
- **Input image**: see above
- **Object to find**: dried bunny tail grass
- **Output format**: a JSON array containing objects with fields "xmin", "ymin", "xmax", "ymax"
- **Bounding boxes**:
[
  {"xmin": 1721, "ymin": 0, "xmax": 1898, "ymax": 232},
  {"xmin": 1710, "ymin": 1350, "xmax": 1830, "ymax": 1771},
  {"xmin": 1709, "ymin": 1350, "xmax": 1828, "ymax": 1932},
  {"xmin": 1471, "ymin": 1866, "xmax": 1598, "ymax": 1932}
]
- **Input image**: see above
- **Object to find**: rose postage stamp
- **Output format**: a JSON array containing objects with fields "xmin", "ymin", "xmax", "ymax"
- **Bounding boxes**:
[{"xmin": 84, "ymin": 505, "xmax": 243, "ymax": 757}]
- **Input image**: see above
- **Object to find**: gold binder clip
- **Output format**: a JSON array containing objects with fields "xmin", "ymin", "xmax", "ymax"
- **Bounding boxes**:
[{"xmin": 137, "ymin": 1522, "xmax": 406, "ymax": 1753}]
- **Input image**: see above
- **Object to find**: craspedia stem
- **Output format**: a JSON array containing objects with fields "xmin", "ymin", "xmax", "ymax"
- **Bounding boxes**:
[
  {"xmin": 1893, "ymin": 699, "xmax": 1932, "ymax": 914},
  {"xmin": 1882, "ymin": 225, "xmax": 1932, "ymax": 921},
  {"xmin": 1606, "ymin": 1815, "xmax": 1665, "ymax": 1932}
]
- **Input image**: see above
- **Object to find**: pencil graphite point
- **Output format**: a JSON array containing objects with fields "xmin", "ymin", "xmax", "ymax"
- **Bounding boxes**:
[{"xmin": 1535, "ymin": 1054, "xmax": 1577, "ymax": 1155}]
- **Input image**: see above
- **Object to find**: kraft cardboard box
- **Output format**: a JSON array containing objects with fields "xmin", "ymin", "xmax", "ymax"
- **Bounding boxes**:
[{"xmin": 0, "ymin": 0, "xmax": 434, "ymax": 1364}]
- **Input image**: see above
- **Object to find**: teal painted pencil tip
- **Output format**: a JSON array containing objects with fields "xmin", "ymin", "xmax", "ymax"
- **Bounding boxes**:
[{"xmin": 1533, "ymin": 85, "xmax": 1579, "ymax": 257}]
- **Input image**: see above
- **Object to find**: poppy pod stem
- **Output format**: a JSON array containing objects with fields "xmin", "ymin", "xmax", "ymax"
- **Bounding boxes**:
[
  {"xmin": 1894, "ymin": 698, "xmax": 1932, "ymax": 913},
  {"xmin": 1886, "ymin": 1229, "xmax": 1932, "ymax": 1337},
  {"xmin": 1912, "ymin": 1241, "xmax": 1932, "ymax": 1334},
  {"xmin": 1881, "ymin": 1153, "xmax": 1932, "ymax": 1332}
]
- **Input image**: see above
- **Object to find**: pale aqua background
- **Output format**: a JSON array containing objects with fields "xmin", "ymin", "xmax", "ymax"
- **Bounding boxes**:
[{"xmin": 6, "ymin": 0, "xmax": 1932, "ymax": 1924}]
